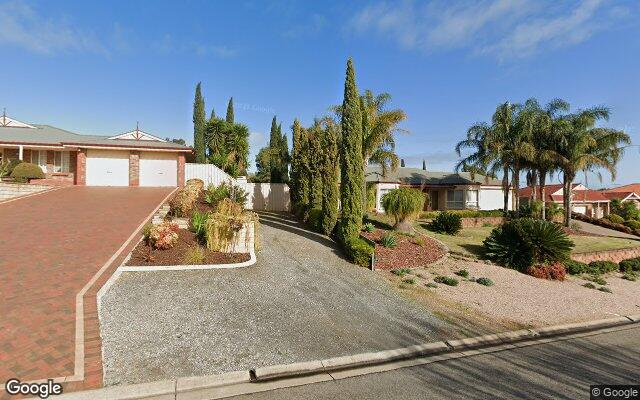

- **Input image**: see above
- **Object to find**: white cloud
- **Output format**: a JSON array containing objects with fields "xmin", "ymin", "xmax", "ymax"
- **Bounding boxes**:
[
  {"xmin": 283, "ymin": 13, "xmax": 327, "ymax": 38},
  {"xmin": 0, "ymin": 0, "xmax": 107, "ymax": 55},
  {"xmin": 152, "ymin": 34, "xmax": 238, "ymax": 59},
  {"xmin": 350, "ymin": 0, "xmax": 630, "ymax": 59}
]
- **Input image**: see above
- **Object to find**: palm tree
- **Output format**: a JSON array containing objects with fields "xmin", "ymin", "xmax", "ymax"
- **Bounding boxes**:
[{"xmin": 555, "ymin": 107, "xmax": 630, "ymax": 226}]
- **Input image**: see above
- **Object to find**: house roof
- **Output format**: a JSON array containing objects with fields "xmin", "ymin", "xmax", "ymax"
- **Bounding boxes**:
[
  {"xmin": 0, "ymin": 118, "xmax": 191, "ymax": 151},
  {"xmin": 601, "ymin": 191, "xmax": 640, "ymax": 201},
  {"xmin": 519, "ymin": 184, "xmax": 609, "ymax": 203},
  {"xmin": 365, "ymin": 166, "xmax": 504, "ymax": 186},
  {"xmin": 602, "ymin": 183, "xmax": 640, "ymax": 193}
]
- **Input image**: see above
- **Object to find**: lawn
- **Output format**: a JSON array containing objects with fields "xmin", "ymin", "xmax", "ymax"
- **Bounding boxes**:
[{"xmin": 415, "ymin": 223, "xmax": 640, "ymax": 258}]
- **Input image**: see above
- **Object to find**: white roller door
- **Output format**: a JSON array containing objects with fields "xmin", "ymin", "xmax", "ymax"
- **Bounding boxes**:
[
  {"xmin": 86, "ymin": 149, "xmax": 130, "ymax": 186},
  {"xmin": 139, "ymin": 152, "xmax": 177, "ymax": 187}
]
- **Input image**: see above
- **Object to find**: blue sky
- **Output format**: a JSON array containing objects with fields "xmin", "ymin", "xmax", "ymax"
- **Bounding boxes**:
[{"xmin": 1, "ymin": 0, "xmax": 638, "ymax": 187}]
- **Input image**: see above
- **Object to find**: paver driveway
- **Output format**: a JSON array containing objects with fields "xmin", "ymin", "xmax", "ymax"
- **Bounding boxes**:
[
  {"xmin": 100, "ymin": 211, "xmax": 453, "ymax": 385},
  {"xmin": 0, "ymin": 186, "xmax": 173, "ymax": 391}
]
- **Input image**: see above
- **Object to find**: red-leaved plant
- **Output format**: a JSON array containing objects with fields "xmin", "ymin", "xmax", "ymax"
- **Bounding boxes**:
[
  {"xmin": 149, "ymin": 222, "xmax": 180, "ymax": 250},
  {"xmin": 525, "ymin": 263, "xmax": 567, "ymax": 281}
]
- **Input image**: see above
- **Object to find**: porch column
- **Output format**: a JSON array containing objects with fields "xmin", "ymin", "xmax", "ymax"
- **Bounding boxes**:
[{"xmin": 18, "ymin": 145, "xmax": 23, "ymax": 160}]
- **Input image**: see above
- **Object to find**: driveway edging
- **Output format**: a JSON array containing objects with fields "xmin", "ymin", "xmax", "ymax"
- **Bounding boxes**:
[{"xmin": 56, "ymin": 315, "xmax": 639, "ymax": 399}]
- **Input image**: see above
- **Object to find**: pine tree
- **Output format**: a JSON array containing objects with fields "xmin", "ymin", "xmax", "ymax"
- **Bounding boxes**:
[
  {"xmin": 320, "ymin": 118, "xmax": 339, "ymax": 235},
  {"xmin": 193, "ymin": 82, "xmax": 206, "ymax": 163},
  {"xmin": 338, "ymin": 58, "xmax": 364, "ymax": 242},
  {"xmin": 226, "ymin": 97, "xmax": 234, "ymax": 124}
]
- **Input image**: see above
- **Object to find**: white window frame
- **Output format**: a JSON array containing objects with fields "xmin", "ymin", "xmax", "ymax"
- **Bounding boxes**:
[
  {"xmin": 53, "ymin": 151, "xmax": 70, "ymax": 173},
  {"xmin": 30, "ymin": 150, "xmax": 47, "ymax": 172},
  {"xmin": 446, "ymin": 189, "xmax": 464, "ymax": 209}
]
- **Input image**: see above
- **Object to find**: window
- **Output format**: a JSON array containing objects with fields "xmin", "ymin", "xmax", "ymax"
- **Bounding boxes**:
[
  {"xmin": 54, "ymin": 151, "xmax": 70, "ymax": 173},
  {"xmin": 30, "ymin": 150, "xmax": 47, "ymax": 172},
  {"xmin": 446, "ymin": 190, "xmax": 464, "ymax": 209},
  {"xmin": 378, "ymin": 188, "xmax": 393, "ymax": 211},
  {"xmin": 466, "ymin": 190, "xmax": 479, "ymax": 209}
]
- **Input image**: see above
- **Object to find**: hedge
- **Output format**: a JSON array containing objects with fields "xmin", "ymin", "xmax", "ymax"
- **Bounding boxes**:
[
  {"xmin": 572, "ymin": 212, "xmax": 638, "ymax": 237},
  {"xmin": 343, "ymin": 237, "xmax": 373, "ymax": 268},
  {"xmin": 10, "ymin": 162, "xmax": 45, "ymax": 182},
  {"xmin": 619, "ymin": 257, "xmax": 640, "ymax": 273}
]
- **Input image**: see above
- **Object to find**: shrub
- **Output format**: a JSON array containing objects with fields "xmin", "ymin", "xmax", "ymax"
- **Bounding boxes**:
[
  {"xmin": 454, "ymin": 269, "xmax": 469, "ymax": 278},
  {"xmin": 622, "ymin": 272, "xmax": 637, "ymax": 281},
  {"xmin": 624, "ymin": 220, "xmax": 640, "ymax": 230},
  {"xmin": 0, "ymin": 159, "xmax": 21, "ymax": 178},
  {"xmin": 185, "ymin": 178, "xmax": 204, "ymax": 191},
  {"xmin": 204, "ymin": 183, "xmax": 230, "ymax": 207},
  {"xmin": 585, "ymin": 275, "xmax": 607, "ymax": 285},
  {"xmin": 363, "ymin": 222, "xmax": 375, "ymax": 233},
  {"xmin": 425, "ymin": 282, "xmax": 438, "ymax": 288},
  {"xmin": 546, "ymin": 203, "xmax": 564, "ymax": 221},
  {"xmin": 183, "ymin": 245, "xmax": 206, "ymax": 265},
  {"xmin": 588, "ymin": 260, "xmax": 618, "ymax": 275},
  {"xmin": 307, "ymin": 208, "xmax": 324, "ymax": 232},
  {"xmin": 149, "ymin": 222, "xmax": 180, "ymax": 249},
  {"xmin": 381, "ymin": 188, "xmax": 426, "ymax": 233},
  {"xmin": 476, "ymin": 277, "xmax": 494, "ymax": 286},
  {"xmin": 430, "ymin": 212, "xmax": 462, "ymax": 235},
  {"xmin": 10, "ymin": 162, "xmax": 44, "ymax": 181},
  {"xmin": 606, "ymin": 214, "xmax": 625, "ymax": 224},
  {"xmin": 583, "ymin": 282, "xmax": 596, "ymax": 289},
  {"xmin": 203, "ymin": 203, "xmax": 258, "ymax": 252},
  {"xmin": 343, "ymin": 237, "xmax": 374, "ymax": 268},
  {"xmin": 142, "ymin": 223, "xmax": 153, "ymax": 243},
  {"xmin": 402, "ymin": 277, "xmax": 416, "ymax": 285},
  {"xmin": 189, "ymin": 211, "xmax": 210, "ymax": 241},
  {"xmin": 392, "ymin": 268, "xmax": 412, "ymax": 277},
  {"xmin": 598, "ymin": 287, "xmax": 612, "ymax": 293},
  {"xmin": 564, "ymin": 260, "xmax": 589, "ymax": 275},
  {"xmin": 520, "ymin": 200, "xmax": 543, "ymax": 219},
  {"xmin": 169, "ymin": 187, "xmax": 199, "ymax": 217},
  {"xmin": 483, "ymin": 218, "xmax": 574, "ymax": 271},
  {"xmin": 619, "ymin": 257, "xmax": 640, "ymax": 272},
  {"xmin": 380, "ymin": 233, "xmax": 398, "ymax": 248},
  {"xmin": 525, "ymin": 263, "xmax": 566, "ymax": 281},
  {"xmin": 412, "ymin": 236, "xmax": 426, "ymax": 247},
  {"xmin": 434, "ymin": 276, "xmax": 459, "ymax": 286}
]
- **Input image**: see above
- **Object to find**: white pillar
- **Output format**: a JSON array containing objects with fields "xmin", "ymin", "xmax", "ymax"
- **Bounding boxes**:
[{"xmin": 18, "ymin": 145, "xmax": 23, "ymax": 160}]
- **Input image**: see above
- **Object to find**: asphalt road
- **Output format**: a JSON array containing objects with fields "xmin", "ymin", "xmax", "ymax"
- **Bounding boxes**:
[{"xmin": 230, "ymin": 326, "xmax": 640, "ymax": 400}]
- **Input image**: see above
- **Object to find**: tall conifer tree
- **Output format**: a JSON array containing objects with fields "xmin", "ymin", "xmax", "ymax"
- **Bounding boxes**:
[
  {"xmin": 226, "ymin": 97, "xmax": 234, "ymax": 123},
  {"xmin": 193, "ymin": 82, "xmax": 206, "ymax": 163},
  {"xmin": 321, "ymin": 118, "xmax": 339, "ymax": 235}
]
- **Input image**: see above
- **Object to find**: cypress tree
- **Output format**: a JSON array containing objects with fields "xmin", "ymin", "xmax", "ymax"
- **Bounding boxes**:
[
  {"xmin": 269, "ymin": 116, "xmax": 281, "ymax": 182},
  {"xmin": 209, "ymin": 108, "xmax": 216, "ymax": 121},
  {"xmin": 308, "ymin": 122, "xmax": 323, "ymax": 210},
  {"xmin": 298, "ymin": 126, "xmax": 311, "ymax": 213},
  {"xmin": 321, "ymin": 118, "xmax": 339, "ymax": 235},
  {"xmin": 290, "ymin": 119, "xmax": 304, "ymax": 208},
  {"xmin": 422, "ymin": 159, "xmax": 426, "ymax": 170},
  {"xmin": 193, "ymin": 82, "xmax": 206, "ymax": 163},
  {"xmin": 280, "ymin": 133, "xmax": 290, "ymax": 183},
  {"xmin": 401, "ymin": 159, "xmax": 405, "ymax": 167},
  {"xmin": 338, "ymin": 58, "xmax": 364, "ymax": 242},
  {"xmin": 226, "ymin": 97, "xmax": 234, "ymax": 123}
]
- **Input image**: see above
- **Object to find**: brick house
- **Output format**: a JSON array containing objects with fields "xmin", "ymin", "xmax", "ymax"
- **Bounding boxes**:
[
  {"xmin": 366, "ymin": 165, "xmax": 514, "ymax": 213},
  {"xmin": 0, "ymin": 114, "xmax": 191, "ymax": 187},
  {"xmin": 600, "ymin": 184, "xmax": 640, "ymax": 208},
  {"xmin": 519, "ymin": 183, "xmax": 610, "ymax": 218}
]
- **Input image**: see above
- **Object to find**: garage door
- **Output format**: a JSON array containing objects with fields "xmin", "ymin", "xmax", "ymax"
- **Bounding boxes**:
[
  {"xmin": 572, "ymin": 205, "xmax": 587, "ymax": 215},
  {"xmin": 86, "ymin": 149, "xmax": 130, "ymax": 186},
  {"xmin": 139, "ymin": 152, "xmax": 177, "ymax": 187}
]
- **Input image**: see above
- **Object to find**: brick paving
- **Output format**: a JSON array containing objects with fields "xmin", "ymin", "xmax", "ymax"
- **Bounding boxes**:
[{"xmin": 0, "ymin": 187, "xmax": 173, "ymax": 396}]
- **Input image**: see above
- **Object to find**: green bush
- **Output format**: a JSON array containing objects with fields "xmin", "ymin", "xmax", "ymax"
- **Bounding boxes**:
[
  {"xmin": 454, "ymin": 269, "xmax": 469, "ymax": 278},
  {"xmin": 588, "ymin": 260, "xmax": 618, "ymax": 275},
  {"xmin": 0, "ymin": 159, "xmax": 21, "ymax": 178},
  {"xmin": 380, "ymin": 232, "xmax": 397, "ymax": 248},
  {"xmin": 430, "ymin": 211, "xmax": 463, "ymax": 235},
  {"xmin": 392, "ymin": 268, "xmax": 412, "ymax": 277},
  {"xmin": 10, "ymin": 162, "xmax": 44, "ymax": 181},
  {"xmin": 619, "ymin": 257, "xmax": 640, "ymax": 272},
  {"xmin": 622, "ymin": 272, "xmax": 637, "ymax": 281},
  {"xmin": 476, "ymin": 277, "xmax": 494, "ymax": 286},
  {"xmin": 402, "ymin": 277, "xmax": 416, "ymax": 285},
  {"xmin": 585, "ymin": 275, "xmax": 607, "ymax": 285},
  {"xmin": 204, "ymin": 183, "xmax": 230, "ymax": 206},
  {"xmin": 420, "ymin": 209, "xmax": 503, "ymax": 219},
  {"xmin": 564, "ymin": 260, "xmax": 589, "ymax": 275},
  {"xmin": 598, "ymin": 287, "xmax": 612, "ymax": 294},
  {"xmin": 363, "ymin": 222, "xmax": 375, "ymax": 233},
  {"xmin": 624, "ymin": 220, "xmax": 640, "ymax": 230},
  {"xmin": 434, "ymin": 276, "xmax": 459, "ymax": 286},
  {"xmin": 343, "ymin": 237, "xmax": 374, "ymax": 268},
  {"xmin": 425, "ymin": 282, "xmax": 438, "ymax": 288},
  {"xmin": 307, "ymin": 208, "xmax": 324, "ymax": 232},
  {"xmin": 606, "ymin": 214, "xmax": 625, "ymax": 224},
  {"xmin": 482, "ymin": 218, "xmax": 574, "ymax": 271},
  {"xmin": 583, "ymin": 282, "xmax": 596, "ymax": 289},
  {"xmin": 520, "ymin": 200, "xmax": 543, "ymax": 219},
  {"xmin": 189, "ymin": 211, "xmax": 210, "ymax": 241}
]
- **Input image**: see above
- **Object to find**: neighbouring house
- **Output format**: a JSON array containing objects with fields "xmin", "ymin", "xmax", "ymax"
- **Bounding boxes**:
[
  {"xmin": 600, "ymin": 184, "xmax": 640, "ymax": 209},
  {"xmin": 519, "ymin": 183, "xmax": 610, "ymax": 218},
  {"xmin": 0, "ymin": 114, "xmax": 191, "ymax": 187},
  {"xmin": 366, "ymin": 165, "xmax": 514, "ymax": 213}
]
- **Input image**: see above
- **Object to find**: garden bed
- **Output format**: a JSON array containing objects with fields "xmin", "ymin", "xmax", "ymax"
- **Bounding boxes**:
[
  {"xmin": 361, "ymin": 228, "xmax": 445, "ymax": 270},
  {"xmin": 126, "ymin": 230, "xmax": 250, "ymax": 266}
]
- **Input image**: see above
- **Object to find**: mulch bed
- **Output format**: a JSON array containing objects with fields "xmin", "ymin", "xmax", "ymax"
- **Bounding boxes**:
[
  {"xmin": 126, "ymin": 230, "xmax": 250, "ymax": 266},
  {"xmin": 361, "ymin": 228, "xmax": 446, "ymax": 270}
]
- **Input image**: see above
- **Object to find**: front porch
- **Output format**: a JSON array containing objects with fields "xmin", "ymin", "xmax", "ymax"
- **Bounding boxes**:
[
  {"xmin": 0, "ymin": 146, "xmax": 78, "ymax": 185},
  {"xmin": 373, "ymin": 182, "xmax": 481, "ymax": 212}
]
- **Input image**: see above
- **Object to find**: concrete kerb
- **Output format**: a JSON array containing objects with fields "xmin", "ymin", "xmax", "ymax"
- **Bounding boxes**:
[{"xmin": 50, "ymin": 315, "xmax": 639, "ymax": 400}]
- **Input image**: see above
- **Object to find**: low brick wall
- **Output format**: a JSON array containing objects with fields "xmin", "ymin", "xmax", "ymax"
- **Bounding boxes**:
[
  {"xmin": 0, "ymin": 182, "xmax": 51, "ymax": 201},
  {"xmin": 461, "ymin": 217, "xmax": 505, "ymax": 228},
  {"xmin": 571, "ymin": 248, "xmax": 640, "ymax": 264}
]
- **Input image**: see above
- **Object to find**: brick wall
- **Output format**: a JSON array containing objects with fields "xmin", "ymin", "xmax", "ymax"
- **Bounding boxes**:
[
  {"xmin": 76, "ymin": 150, "xmax": 86, "ymax": 185},
  {"xmin": 571, "ymin": 248, "xmax": 640, "ymax": 264},
  {"xmin": 129, "ymin": 151, "xmax": 140, "ymax": 187}
]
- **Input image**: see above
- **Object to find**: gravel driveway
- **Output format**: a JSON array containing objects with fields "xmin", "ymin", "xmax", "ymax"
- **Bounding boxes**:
[{"xmin": 99, "ymin": 212, "xmax": 451, "ymax": 385}]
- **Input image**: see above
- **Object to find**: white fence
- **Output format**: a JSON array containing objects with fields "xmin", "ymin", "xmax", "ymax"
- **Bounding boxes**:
[{"xmin": 185, "ymin": 163, "xmax": 291, "ymax": 212}]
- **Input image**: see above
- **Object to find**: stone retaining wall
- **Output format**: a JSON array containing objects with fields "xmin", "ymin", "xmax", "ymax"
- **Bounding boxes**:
[{"xmin": 571, "ymin": 247, "xmax": 640, "ymax": 264}]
